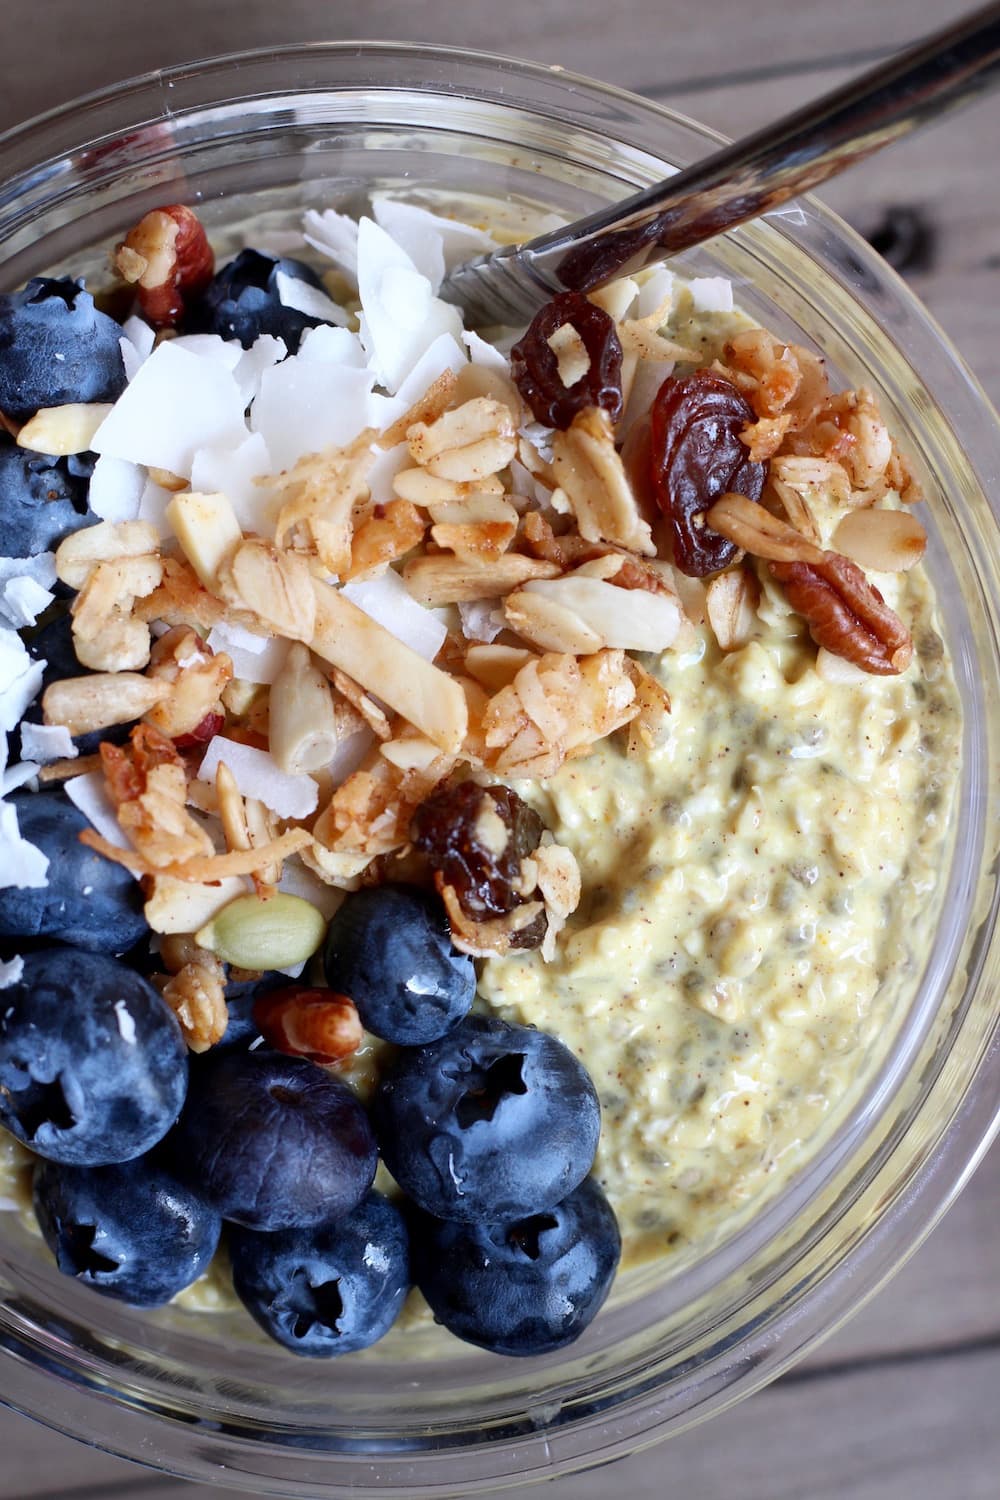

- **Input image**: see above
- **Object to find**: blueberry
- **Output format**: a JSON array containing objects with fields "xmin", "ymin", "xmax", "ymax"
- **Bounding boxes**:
[
  {"xmin": 0, "ymin": 790, "xmax": 147, "ymax": 953},
  {"xmin": 33, "ymin": 1154, "xmax": 221, "ymax": 1307},
  {"xmin": 189, "ymin": 250, "xmax": 327, "ymax": 352},
  {"xmin": 374, "ymin": 1014, "xmax": 600, "ymax": 1222},
  {"xmin": 323, "ymin": 885, "xmax": 475, "ymax": 1046},
  {"xmin": 228, "ymin": 1190, "xmax": 410, "ymax": 1356},
  {"xmin": 0, "ymin": 277, "xmax": 126, "ymax": 421},
  {"xmin": 411, "ymin": 1177, "xmax": 620, "ymax": 1356},
  {"xmin": 0, "ymin": 946, "xmax": 187, "ymax": 1165},
  {"xmin": 0, "ymin": 436, "xmax": 95, "ymax": 556},
  {"xmin": 167, "ymin": 1049, "xmax": 377, "ymax": 1230},
  {"xmin": 17, "ymin": 611, "xmax": 133, "ymax": 759}
]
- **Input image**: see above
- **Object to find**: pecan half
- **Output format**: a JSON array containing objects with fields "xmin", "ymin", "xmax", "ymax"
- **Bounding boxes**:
[{"xmin": 769, "ymin": 554, "xmax": 913, "ymax": 675}]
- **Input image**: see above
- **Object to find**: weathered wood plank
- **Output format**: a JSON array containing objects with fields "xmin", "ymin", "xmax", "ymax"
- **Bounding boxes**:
[{"xmin": 0, "ymin": 0, "xmax": 978, "ymax": 136}]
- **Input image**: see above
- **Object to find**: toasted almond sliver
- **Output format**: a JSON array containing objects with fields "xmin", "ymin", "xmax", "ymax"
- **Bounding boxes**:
[
  {"xmin": 504, "ymin": 588, "xmax": 604, "ymax": 656},
  {"xmin": 17, "ymin": 403, "xmax": 114, "ymax": 457},
  {"xmin": 520, "ymin": 576, "xmax": 683, "ymax": 653},
  {"xmin": 79, "ymin": 825, "xmax": 313, "ymax": 881},
  {"xmin": 43, "ymin": 673, "xmax": 171, "ymax": 737},
  {"xmin": 831, "ymin": 506, "xmax": 927, "ymax": 573},
  {"xmin": 463, "ymin": 644, "xmax": 538, "ymax": 693},
  {"xmin": 402, "ymin": 552, "xmax": 560, "ymax": 607},
  {"xmin": 768, "ymin": 477, "xmax": 822, "ymax": 544},
  {"xmin": 55, "ymin": 520, "xmax": 161, "ymax": 589},
  {"xmin": 705, "ymin": 493, "xmax": 825, "ymax": 565},
  {"xmin": 309, "ymin": 579, "xmax": 468, "ymax": 755},
  {"xmin": 705, "ymin": 567, "xmax": 760, "ymax": 652},
  {"xmin": 39, "ymin": 753, "xmax": 104, "ymax": 783},
  {"xmin": 377, "ymin": 369, "xmax": 458, "ymax": 450},
  {"xmin": 331, "ymin": 666, "xmax": 393, "ymax": 741}
]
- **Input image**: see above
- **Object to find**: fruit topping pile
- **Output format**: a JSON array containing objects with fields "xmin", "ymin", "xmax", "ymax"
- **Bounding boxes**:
[{"xmin": 0, "ymin": 192, "xmax": 931, "ymax": 1355}]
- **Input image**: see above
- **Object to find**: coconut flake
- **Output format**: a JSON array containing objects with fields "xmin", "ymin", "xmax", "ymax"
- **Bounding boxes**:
[
  {"xmin": 0, "ymin": 801, "xmax": 49, "ymax": 889},
  {"xmin": 636, "ymin": 267, "xmax": 676, "ymax": 321},
  {"xmin": 250, "ymin": 358, "xmax": 375, "ymax": 472},
  {"xmin": 303, "ymin": 208, "xmax": 360, "ymax": 281},
  {"xmin": 232, "ymin": 335, "xmax": 288, "ymax": 405},
  {"xmin": 92, "ymin": 340, "xmax": 250, "ymax": 477},
  {"xmin": 0, "ymin": 629, "xmax": 44, "ymax": 733},
  {"xmin": 277, "ymin": 859, "xmax": 345, "ymax": 921},
  {"xmin": 463, "ymin": 329, "xmax": 510, "ymax": 374},
  {"xmin": 136, "ymin": 477, "xmax": 176, "ymax": 536},
  {"xmin": 458, "ymin": 598, "xmax": 506, "ymax": 643},
  {"xmin": 0, "ymin": 955, "xmax": 23, "ymax": 989},
  {"xmin": 119, "ymin": 317, "xmax": 156, "ymax": 382},
  {"xmin": 19, "ymin": 723, "xmax": 77, "ymax": 765},
  {"xmin": 0, "ymin": 576, "xmax": 54, "ymax": 629},
  {"xmin": 373, "ymin": 196, "xmax": 495, "ymax": 290},
  {"xmin": 275, "ymin": 271, "xmax": 350, "ymax": 328},
  {"xmin": 2, "ymin": 762, "xmax": 40, "ymax": 796},
  {"xmin": 88, "ymin": 454, "xmax": 146, "ymax": 523},
  {"xmin": 206, "ymin": 619, "xmax": 270, "ymax": 657},
  {"xmin": 0, "ymin": 554, "xmax": 57, "ymax": 591},
  {"xmin": 210, "ymin": 631, "xmax": 289, "ymax": 687},
  {"xmin": 342, "ymin": 571, "xmax": 447, "ymax": 661},
  {"xmin": 65, "ymin": 770, "xmax": 133, "ymax": 857},
  {"xmin": 356, "ymin": 216, "xmax": 464, "ymax": 395},
  {"xmin": 190, "ymin": 433, "xmax": 275, "ymax": 535},
  {"xmin": 170, "ymin": 334, "xmax": 243, "ymax": 372},
  {"xmin": 689, "ymin": 276, "xmax": 734, "ymax": 314},
  {"xmin": 366, "ymin": 442, "xmax": 411, "ymax": 506},
  {"xmin": 197, "ymin": 737, "xmax": 318, "ymax": 820},
  {"xmin": 297, "ymin": 325, "xmax": 366, "ymax": 367}
]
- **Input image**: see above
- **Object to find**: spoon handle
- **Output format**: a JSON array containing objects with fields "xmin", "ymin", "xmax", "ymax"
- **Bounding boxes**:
[{"xmin": 444, "ymin": 1, "xmax": 1000, "ymax": 324}]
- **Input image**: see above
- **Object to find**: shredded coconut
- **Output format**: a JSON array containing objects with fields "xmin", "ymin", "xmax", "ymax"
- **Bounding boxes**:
[{"xmin": 198, "ymin": 736, "xmax": 319, "ymax": 820}]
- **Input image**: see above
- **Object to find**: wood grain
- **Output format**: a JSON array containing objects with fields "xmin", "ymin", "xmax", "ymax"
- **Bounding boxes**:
[{"xmin": 0, "ymin": 1, "xmax": 997, "ymax": 1495}]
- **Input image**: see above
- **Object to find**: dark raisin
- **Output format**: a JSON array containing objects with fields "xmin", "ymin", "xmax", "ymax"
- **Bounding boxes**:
[
  {"xmin": 649, "ymin": 369, "xmax": 767, "ymax": 576},
  {"xmin": 510, "ymin": 291, "xmax": 623, "ymax": 430},
  {"xmin": 411, "ymin": 782, "xmax": 544, "ymax": 919}
]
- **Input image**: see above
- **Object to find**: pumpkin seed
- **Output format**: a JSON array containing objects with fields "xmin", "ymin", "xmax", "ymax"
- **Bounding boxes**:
[{"xmin": 195, "ymin": 892, "xmax": 326, "ymax": 971}]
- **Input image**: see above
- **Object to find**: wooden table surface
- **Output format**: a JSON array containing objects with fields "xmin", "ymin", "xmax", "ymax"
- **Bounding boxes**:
[{"xmin": 1, "ymin": 1, "xmax": 997, "ymax": 1496}]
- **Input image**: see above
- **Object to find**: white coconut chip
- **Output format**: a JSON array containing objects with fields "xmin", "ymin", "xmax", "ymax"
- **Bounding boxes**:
[
  {"xmin": 206, "ymin": 628, "xmax": 289, "ymax": 687},
  {"xmin": 0, "ymin": 554, "xmax": 57, "ymax": 592},
  {"xmin": 373, "ymin": 196, "xmax": 495, "ymax": 290},
  {"xmin": 197, "ymin": 737, "xmax": 319, "ymax": 820},
  {"xmin": 0, "ymin": 629, "xmax": 45, "ymax": 734},
  {"xmin": 325, "ymin": 726, "xmax": 376, "ymax": 788},
  {"xmin": 277, "ymin": 859, "xmax": 345, "ymax": 921},
  {"xmin": 457, "ymin": 598, "xmax": 507, "ymax": 644},
  {"xmin": 689, "ymin": 276, "xmax": 734, "ymax": 314},
  {"xmin": 636, "ymin": 267, "xmax": 676, "ymax": 321},
  {"xmin": 366, "ymin": 441, "xmax": 412, "ymax": 507},
  {"xmin": 119, "ymin": 316, "xmax": 156, "ymax": 382},
  {"xmin": 170, "ymin": 334, "xmax": 243, "ymax": 372},
  {"xmin": 342, "ymin": 570, "xmax": 448, "ymax": 661},
  {"xmin": 367, "ymin": 331, "xmax": 468, "ymax": 434},
  {"xmin": 303, "ymin": 208, "xmax": 360, "ymax": 281},
  {"xmin": 0, "ymin": 576, "xmax": 54, "ymax": 629},
  {"xmin": 136, "ymin": 477, "xmax": 177, "ymax": 536},
  {"xmin": 0, "ymin": 802, "xmax": 48, "ymax": 890},
  {"xmin": 619, "ymin": 357, "xmax": 676, "ymax": 441},
  {"xmin": 2, "ymin": 761, "xmax": 40, "ymax": 796},
  {"xmin": 19, "ymin": 723, "xmax": 77, "ymax": 765},
  {"xmin": 463, "ymin": 328, "xmax": 510, "ymax": 374},
  {"xmin": 0, "ymin": 954, "xmax": 23, "ymax": 989},
  {"xmin": 92, "ymin": 340, "xmax": 250, "ymax": 478},
  {"xmin": 356, "ymin": 216, "xmax": 464, "ymax": 395},
  {"xmin": 232, "ymin": 335, "xmax": 288, "ymax": 406},
  {"xmin": 191, "ymin": 433, "xmax": 275, "ymax": 535},
  {"xmin": 88, "ymin": 454, "xmax": 146, "ymax": 523},
  {"xmin": 65, "ymin": 770, "xmax": 134, "ymax": 862},
  {"xmin": 275, "ymin": 271, "xmax": 351, "ymax": 328},
  {"xmin": 250, "ymin": 358, "xmax": 375, "ymax": 473}
]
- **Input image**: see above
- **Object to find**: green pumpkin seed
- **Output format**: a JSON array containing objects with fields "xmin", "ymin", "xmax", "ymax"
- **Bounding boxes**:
[{"xmin": 195, "ymin": 892, "xmax": 326, "ymax": 971}]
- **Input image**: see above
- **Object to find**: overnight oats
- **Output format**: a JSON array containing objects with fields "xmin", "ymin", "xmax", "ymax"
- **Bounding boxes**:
[{"xmin": 0, "ymin": 192, "xmax": 961, "ymax": 1358}]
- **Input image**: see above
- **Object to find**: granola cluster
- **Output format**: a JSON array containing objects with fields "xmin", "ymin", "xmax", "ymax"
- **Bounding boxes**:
[{"xmin": 33, "ymin": 205, "xmax": 927, "ymax": 983}]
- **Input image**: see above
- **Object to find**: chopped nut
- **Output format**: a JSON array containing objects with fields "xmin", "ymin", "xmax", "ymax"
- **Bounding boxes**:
[
  {"xmin": 403, "ymin": 551, "xmax": 560, "ymax": 607},
  {"xmin": 217, "ymin": 538, "xmax": 316, "ymax": 642},
  {"xmin": 133, "ymin": 555, "xmax": 229, "ymax": 632},
  {"xmin": 832, "ymin": 506, "xmax": 927, "ymax": 573},
  {"xmin": 272, "ymin": 435, "xmax": 375, "ymax": 578},
  {"xmin": 706, "ymin": 567, "xmax": 760, "ymax": 651},
  {"xmin": 407, "ymin": 396, "xmax": 517, "ymax": 482},
  {"xmin": 625, "ymin": 659, "xmax": 672, "ymax": 753},
  {"xmin": 739, "ymin": 413, "xmax": 792, "ymax": 463},
  {"xmin": 429, "ymin": 494, "xmax": 519, "ymax": 559},
  {"xmin": 161, "ymin": 951, "xmax": 228, "ymax": 1053},
  {"xmin": 143, "ymin": 625, "xmax": 233, "ymax": 740},
  {"xmin": 504, "ymin": 586, "xmax": 604, "ymax": 656},
  {"xmin": 166, "ymin": 491, "xmax": 243, "ymax": 589},
  {"xmin": 55, "ymin": 519, "xmax": 161, "ymax": 590},
  {"xmin": 463, "ymin": 644, "xmax": 538, "ymax": 693},
  {"xmin": 43, "ymin": 672, "xmax": 170, "ymax": 737},
  {"xmin": 347, "ymin": 499, "xmax": 425, "ymax": 579},
  {"xmin": 377, "ymin": 369, "xmax": 458, "ymax": 450},
  {"xmin": 330, "ymin": 666, "xmax": 393, "ymax": 741},
  {"xmin": 16, "ymin": 403, "xmax": 113, "ymax": 456},
  {"xmin": 268, "ymin": 641, "xmax": 343, "ymax": 773},
  {"xmin": 511, "ymin": 574, "xmax": 683, "ymax": 654},
  {"xmin": 253, "ymin": 987, "xmax": 363, "ymax": 1065},
  {"xmin": 705, "ymin": 493, "xmax": 825, "ymax": 565},
  {"xmin": 71, "ymin": 555, "xmax": 163, "ymax": 672},
  {"xmin": 551, "ymin": 405, "xmax": 655, "ymax": 556}
]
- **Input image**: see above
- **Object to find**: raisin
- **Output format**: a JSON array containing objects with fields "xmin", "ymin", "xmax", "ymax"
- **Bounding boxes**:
[
  {"xmin": 649, "ymin": 369, "xmax": 767, "ymax": 577},
  {"xmin": 411, "ymin": 782, "xmax": 544, "ymax": 919},
  {"xmin": 510, "ymin": 291, "xmax": 623, "ymax": 430}
]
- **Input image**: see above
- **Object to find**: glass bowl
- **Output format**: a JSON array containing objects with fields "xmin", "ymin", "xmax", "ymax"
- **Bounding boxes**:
[{"xmin": 0, "ymin": 42, "xmax": 998, "ymax": 1499}]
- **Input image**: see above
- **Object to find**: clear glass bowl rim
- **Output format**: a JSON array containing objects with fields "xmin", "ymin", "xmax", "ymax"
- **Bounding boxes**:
[{"xmin": 0, "ymin": 38, "xmax": 998, "ymax": 1499}]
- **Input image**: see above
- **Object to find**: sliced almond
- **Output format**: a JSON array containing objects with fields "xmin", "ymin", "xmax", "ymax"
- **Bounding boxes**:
[
  {"xmin": 402, "ymin": 552, "xmax": 560, "ymax": 607},
  {"xmin": 217, "ymin": 538, "xmax": 316, "ymax": 642},
  {"xmin": 504, "ymin": 588, "xmax": 604, "ymax": 656},
  {"xmin": 520, "ymin": 575, "xmax": 683, "ymax": 653},
  {"xmin": 832, "ymin": 507, "xmax": 927, "ymax": 573},
  {"xmin": 55, "ymin": 519, "xmax": 161, "ymax": 589},
  {"xmin": 407, "ymin": 396, "xmax": 517, "ymax": 483},
  {"xmin": 463, "ymin": 644, "xmax": 538, "ymax": 693},
  {"xmin": 551, "ymin": 405, "xmax": 655, "ymax": 557}
]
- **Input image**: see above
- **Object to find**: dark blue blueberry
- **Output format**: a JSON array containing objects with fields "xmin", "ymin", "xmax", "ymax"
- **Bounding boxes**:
[
  {"xmin": 214, "ymin": 970, "xmax": 284, "ymax": 1051},
  {"xmin": 0, "ymin": 437, "xmax": 95, "ymax": 556},
  {"xmin": 17, "ymin": 611, "xmax": 132, "ymax": 759},
  {"xmin": 33, "ymin": 1154, "xmax": 221, "ymax": 1307},
  {"xmin": 323, "ymin": 885, "xmax": 474, "ymax": 1046},
  {"xmin": 168, "ymin": 1049, "xmax": 377, "ymax": 1230},
  {"xmin": 0, "ymin": 946, "xmax": 187, "ymax": 1165},
  {"xmin": 411, "ymin": 1176, "xmax": 620, "ymax": 1356},
  {"xmin": 0, "ymin": 277, "xmax": 126, "ymax": 421},
  {"xmin": 374, "ymin": 1013, "xmax": 600, "ymax": 1222},
  {"xmin": 229, "ymin": 1190, "xmax": 409, "ymax": 1356},
  {"xmin": 0, "ymin": 789, "xmax": 147, "ymax": 953},
  {"xmin": 189, "ymin": 250, "xmax": 328, "ymax": 353}
]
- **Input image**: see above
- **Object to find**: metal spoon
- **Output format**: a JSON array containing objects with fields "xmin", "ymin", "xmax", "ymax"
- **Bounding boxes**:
[{"xmin": 441, "ymin": 1, "xmax": 1000, "ymax": 325}]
